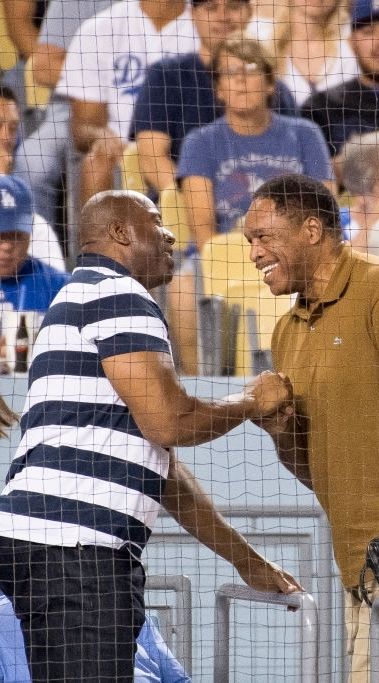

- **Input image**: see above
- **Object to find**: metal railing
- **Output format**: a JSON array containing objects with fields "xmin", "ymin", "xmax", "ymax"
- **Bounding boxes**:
[
  {"xmin": 214, "ymin": 584, "xmax": 318, "ymax": 683},
  {"xmin": 145, "ymin": 574, "xmax": 192, "ymax": 675}
]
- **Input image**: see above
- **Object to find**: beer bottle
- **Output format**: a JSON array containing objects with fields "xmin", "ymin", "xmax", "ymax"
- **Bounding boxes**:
[{"xmin": 14, "ymin": 314, "xmax": 29, "ymax": 373}]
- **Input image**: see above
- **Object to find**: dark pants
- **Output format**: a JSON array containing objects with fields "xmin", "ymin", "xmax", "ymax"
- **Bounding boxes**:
[{"xmin": 0, "ymin": 538, "xmax": 145, "ymax": 682}]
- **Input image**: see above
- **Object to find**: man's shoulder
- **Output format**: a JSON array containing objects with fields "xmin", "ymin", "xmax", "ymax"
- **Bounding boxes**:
[
  {"xmin": 302, "ymin": 79, "xmax": 362, "ymax": 112},
  {"xmin": 145, "ymin": 53, "xmax": 202, "ymax": 81},
  {"xmin": 351, "ymin": 250, "xmax": 379, "ymax": 284},
  {"xmin": 70, "ymin": 0, "xmax": 135, "ymax": 38},
  {"xmin": 69, "ymin": 265, "xmax": 158, "ymax": 303},
  {"xmin": 92, "ymin": 0, "xmax": 134, "ymax": 22},
  {"xmin": 272, "ymin": 112, "xmax": 319, "ymax": 135}
]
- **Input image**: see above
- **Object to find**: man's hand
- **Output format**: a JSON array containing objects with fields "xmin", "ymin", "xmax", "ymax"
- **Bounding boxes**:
[
  {"xmin": 244, "ymin": 371, "xmax": 293, "ymax": 419},
  {"xmin": 89, "ymin": 131, "xmax": 125, "ymax": 167},
  {"xmin": 234, "ymin": 549, "xmax": 304, "ymax": 595},
  {"xmin": 259, "ymin": 404, "xmax": 294, "ymax": 436}
]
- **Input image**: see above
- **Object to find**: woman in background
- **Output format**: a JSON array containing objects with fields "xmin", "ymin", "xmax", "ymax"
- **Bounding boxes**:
[
  {"xmin": 171, "ymin": 36, "xmax": 333, "ymax": 374},
  {"xmin": 274, "ymin": 0, "xmax": 358, "ymax": 107}
]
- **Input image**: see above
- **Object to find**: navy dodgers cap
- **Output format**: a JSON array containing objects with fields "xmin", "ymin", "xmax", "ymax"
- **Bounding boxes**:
[{"xmin": 351, "ymin": 0, "xmax": 379, "ymax": 29}]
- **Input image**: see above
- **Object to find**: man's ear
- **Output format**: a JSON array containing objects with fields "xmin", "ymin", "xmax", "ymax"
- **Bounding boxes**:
[
  {"xmin": 303, "ymin": 216, "xmax": 323, "ymax": 245},
  {"xmin": 107, "ymin": 219, "xmax": 131, "ymax": 245}
]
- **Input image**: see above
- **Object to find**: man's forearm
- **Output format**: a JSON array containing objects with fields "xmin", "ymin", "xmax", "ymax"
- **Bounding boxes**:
[
  {"xmin": 138, "ymin": 150, "xmax": 176, "ymax": 193},
  {"xmin": 162, "ymin": 453, "xmax": 258, "ymax": 566},
  {"xmin": 80, "ymin": 153, "xmax": 115, "ymax": 207},
  {"xmin": 161, "ymin": 453, "xmax": 303, "ymax": 595},
  {"xmin": 4, "ymin": 0, "xmax": 39, "ymax": 59},
  {"xmin": 72, "ymin": 122, "xmax": 117, "ymax": 153},
  {"xmin": 31, "ymin": 45, "xmax": 66, "ymax": 88}
]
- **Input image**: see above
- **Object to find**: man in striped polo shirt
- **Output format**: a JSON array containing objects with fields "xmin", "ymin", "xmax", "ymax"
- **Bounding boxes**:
[{"xmin": 0, "ymin": 190, "xmax": 300, "ymax": 681}]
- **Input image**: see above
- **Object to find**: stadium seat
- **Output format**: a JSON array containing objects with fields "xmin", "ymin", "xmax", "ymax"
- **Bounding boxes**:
[
  {"xmin": 159, "ymin": 186, "xmax": 191, "ymax": 253},
  {"xmin": 226, "ymin": 280, "xmax": 292, "ymax": 375},
  {"xmin": 198, "ymin": 232, "xmax": 291, "ymax": 375},
  {"xmin": 200, "ymin": 230, "xmax": 260, "ymax": 297},
  {"xmin": 120, "ymin": 143, "xmax": 148, "ymax": 194}
]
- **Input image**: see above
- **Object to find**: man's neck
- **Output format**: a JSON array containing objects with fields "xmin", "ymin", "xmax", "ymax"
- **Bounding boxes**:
[
  {"xmin": 290, "ymin": 15, "xmax": 325, "ymax": 45},
  {"xmin": 302, "ymin": 242, "xmax": 343, "ymax": 302},
  {"xmin": 140, "ymin": 0, "xmax": 186, "ymax": 31}
]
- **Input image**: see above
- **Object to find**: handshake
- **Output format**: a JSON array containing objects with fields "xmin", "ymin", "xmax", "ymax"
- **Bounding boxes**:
[{"xmin": 227, "ymin": 370, "xmax": 294, "ymax": 434}]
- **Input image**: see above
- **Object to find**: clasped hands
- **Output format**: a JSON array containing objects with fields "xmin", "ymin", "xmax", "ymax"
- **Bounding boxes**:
[{"xmin": 243, "ymin": 370, "xmax": 294, "ymax": 434}]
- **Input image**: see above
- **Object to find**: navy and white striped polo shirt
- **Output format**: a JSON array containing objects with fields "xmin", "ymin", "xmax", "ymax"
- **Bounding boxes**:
[{"xmin": 0, "ymin": 254, "xmax": 172, "ymax": 557}]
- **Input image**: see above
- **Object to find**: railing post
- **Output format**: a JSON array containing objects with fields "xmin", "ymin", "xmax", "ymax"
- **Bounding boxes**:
[
  {"xmin": 214, "ymin": 584, "xmax": 318, "ymax": 683},
  {"xmin": 146, "ymin": 574, "xmax": 192, "ymax": 675}
]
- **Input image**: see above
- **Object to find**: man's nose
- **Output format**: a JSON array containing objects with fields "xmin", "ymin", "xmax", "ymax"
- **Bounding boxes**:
[{"xmin": 249, "ymin": 242, "xmax": 262, "ymax": 263}]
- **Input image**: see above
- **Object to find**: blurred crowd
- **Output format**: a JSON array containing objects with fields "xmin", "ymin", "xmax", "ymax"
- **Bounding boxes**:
[{"xmin": 0, "ymin": 0, "xmax": 378, "ymax": 374}]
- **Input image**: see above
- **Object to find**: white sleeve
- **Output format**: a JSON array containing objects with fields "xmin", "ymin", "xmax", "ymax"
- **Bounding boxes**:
[
  {"xmin": 29, "ymin": 214, "xmax": 66, "ymax": 273},
  {"xmin": 55, "ymin": 14, "xmax": 111, "ymax": 102}
]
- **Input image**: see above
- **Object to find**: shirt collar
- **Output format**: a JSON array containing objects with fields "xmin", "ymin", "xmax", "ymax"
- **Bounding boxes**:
[
  {"xmin": 75, "ymin": 253, "xmax": 132, "ymax": 278},
  {"xmin": 291, "ymin": 244, "xmax": 354, "ymax": 321}
]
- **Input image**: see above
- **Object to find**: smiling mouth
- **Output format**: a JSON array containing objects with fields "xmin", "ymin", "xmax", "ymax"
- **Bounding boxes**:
[{"xmin": 260, "ymin": 262, "xmax": 279, "ymax": 280}]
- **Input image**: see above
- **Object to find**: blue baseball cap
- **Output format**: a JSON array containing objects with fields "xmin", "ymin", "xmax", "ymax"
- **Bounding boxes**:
[
  {"xmin": 351, "ymin": 0, "xmax": 379, "ymax": 29},
  {"xmin": 0, "ymin": 175, "xmax": 33, "ymax": 235}
]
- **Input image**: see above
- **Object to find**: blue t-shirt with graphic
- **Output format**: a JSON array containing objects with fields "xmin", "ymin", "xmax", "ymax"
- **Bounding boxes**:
[
  {"xmin": 177, "ymin": 114, "xmax": 333, "ymax": 234},
  {"xmin": 131, "ymin": 53, "xmax": 297, "ymax": 161}
]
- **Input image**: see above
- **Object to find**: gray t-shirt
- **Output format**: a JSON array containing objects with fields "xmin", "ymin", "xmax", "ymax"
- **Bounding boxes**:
[{"xmin": 38, "ymin": 0, "xmax": 114, "ymax": 49}]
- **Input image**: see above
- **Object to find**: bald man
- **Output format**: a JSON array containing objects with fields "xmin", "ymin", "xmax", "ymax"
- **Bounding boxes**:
[{"xmin": 0, "ymin": 190, "xmax": 301, "ymax": 682}]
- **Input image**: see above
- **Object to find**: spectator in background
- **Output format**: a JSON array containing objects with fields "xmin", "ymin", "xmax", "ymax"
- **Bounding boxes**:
[
  {"xmin": 273, "ymin": 0, "xmax": 359, "ymax": 108},
  {"xmin": 14, "ymin": 0, "xmax": 114, "ymax": 242},
  {"xmin": 173, "ymin": 37, "xmax": 333, "ymax": 374},
  {"xmin": 0, "ymin": 594, "xmax": 191, "ymax": 683},
  {"xmin": 2, "ymin": 1, "xmax": 49, "ymax": 121},
  {"xmin": 55, "ymin": 0, "xmax": 199, "ymax": 206},
  {"xmin": 339, "ymin": 131, "xmax": 379, "ymax": 256},
  {"xmin": 0, "ymin": 86, "xmax": 21, "ymax": 176},
  {"xmin": 0, "ymin": 175, "xmax": 68, "ymax": 312},
  {"xmin": 0, "ymin": 85, "xmax": 64, "ymax": 271},
  {"xmin": 3, "ymin": 1, "xmax": 48, "ymax": 64},
  {"xmin": 301, "ymin": 0, "xmax": 379, "ymax": 168},
  {"xmin": 133, "ymin": 0, "xmax": 297, "ymax": 195}
]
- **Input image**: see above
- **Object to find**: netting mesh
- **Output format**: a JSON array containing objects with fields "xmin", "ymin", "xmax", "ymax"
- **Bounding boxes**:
[{"xmin": 0, "ymin": 0, "xmax": 376, "ymax": 681}]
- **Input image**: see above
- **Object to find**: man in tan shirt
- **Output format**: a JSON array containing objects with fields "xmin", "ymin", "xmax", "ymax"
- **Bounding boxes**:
[{"xmin": 244, "ymin": 173, "xmax": 379, "ymax": 683}]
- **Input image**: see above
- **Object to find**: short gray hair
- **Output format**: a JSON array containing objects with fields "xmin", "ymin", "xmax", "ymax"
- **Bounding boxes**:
[{"xmin": 341, "ymin": 132, "xmax": 379, "ymax": 196}]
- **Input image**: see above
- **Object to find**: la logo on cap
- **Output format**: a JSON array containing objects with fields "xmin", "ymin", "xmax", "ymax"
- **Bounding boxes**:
[{"xmin": 0, "ymin": 189, "xmax": 15, "ymax": 209}]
